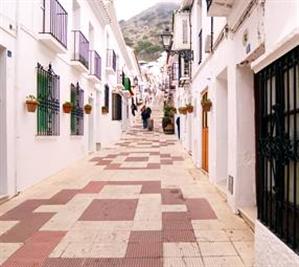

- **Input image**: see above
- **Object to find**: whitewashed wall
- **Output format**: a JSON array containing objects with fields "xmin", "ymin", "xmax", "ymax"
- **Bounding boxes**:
[{"xmin": 0, "ymin": 0, "xmax": 135, "ymax": 196}]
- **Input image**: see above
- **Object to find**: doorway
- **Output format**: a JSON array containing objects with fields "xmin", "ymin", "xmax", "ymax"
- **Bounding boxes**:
[
  {"xmin": 202, "ymin": 92, "xmax": 209, "ymax": 172},
  {"xmin": 88, "ymin": 97, "xmax": 94, "ymax": 152},
  {"xmin": 0, "ymin": 47, "xmax": 7, "ymax": 195}
]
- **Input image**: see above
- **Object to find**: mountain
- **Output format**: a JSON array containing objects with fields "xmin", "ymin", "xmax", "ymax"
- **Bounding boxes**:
[{"xmin": 120, "ymin": 2, "xmax": 179, "ymax": 62}]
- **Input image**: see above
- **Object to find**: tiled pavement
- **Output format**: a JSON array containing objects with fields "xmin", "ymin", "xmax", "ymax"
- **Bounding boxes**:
[{"xmin": 0, "ymin": 111, "xmax": 254, "ymax": 266}]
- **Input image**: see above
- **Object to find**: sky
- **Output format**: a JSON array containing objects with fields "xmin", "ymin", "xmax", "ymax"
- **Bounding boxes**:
[{"xmin": 114, "ymin": 0, "xmax": 180, "ymax": 21}]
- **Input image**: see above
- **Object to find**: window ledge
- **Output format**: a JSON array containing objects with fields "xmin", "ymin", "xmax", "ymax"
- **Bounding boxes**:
[
  {"xmin": 35, "ymin": 136, "xmax": 58, "ymax": 141},
  {"xmin": 70, "ymin": 135, "xmax": 84, "ymax": 140}
]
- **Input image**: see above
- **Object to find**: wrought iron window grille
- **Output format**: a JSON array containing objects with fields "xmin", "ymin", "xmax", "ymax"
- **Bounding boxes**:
[
  {"xmin": 37, "ymin": 63, "xmax": 60, "ymax": 136},
  {"xmin": 255, "ymin": 45, "xmax": 299, "ymax": 254}
]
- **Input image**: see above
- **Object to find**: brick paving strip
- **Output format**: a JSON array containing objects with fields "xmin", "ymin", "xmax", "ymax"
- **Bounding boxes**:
[{"xmin": 0, "ymin": 113, "xmax": 254, "ymax": 267}]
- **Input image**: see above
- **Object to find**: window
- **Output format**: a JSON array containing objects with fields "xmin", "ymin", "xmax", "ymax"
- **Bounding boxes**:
[
  {"xmin": 112, "ymin": 93, "xmax": 122, "ymax": 121},
  {"xmin": 37, "ymin": 63, "xmax": 60, "ymax": 136},
  {"xmin": 104, "ymin": 85, "xmax": 109, "ymax": 112},
  {"xmin": 70, "ymin": 83, "xmax": 84, "ymax": 135},
  {"xmin": 182, "ymin": 19, "xmax": 188, "ymax": 44},
  {"xmin": 198, "ymin": 30, "xmax": 202, "ymax": 64}
]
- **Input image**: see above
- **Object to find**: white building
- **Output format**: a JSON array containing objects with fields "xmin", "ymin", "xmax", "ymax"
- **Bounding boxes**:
[
  {"xmin": 0, "ymin": 0, "xmax": 140, "ymax": 198},
  {"xmin": 170, "ymin": 0, "xmax": 299, "ymax": 265}
]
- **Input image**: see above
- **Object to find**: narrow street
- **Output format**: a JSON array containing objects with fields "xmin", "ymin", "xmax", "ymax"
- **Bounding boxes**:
[{"xmin": 0, "ymin": 105, "xmax": 254, "ymax": 267}]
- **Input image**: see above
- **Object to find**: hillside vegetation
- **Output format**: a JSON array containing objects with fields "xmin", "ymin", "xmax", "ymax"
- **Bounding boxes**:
[{"xmin": 120, "ymin": 2, "xmax": 179, "ymax": 62}]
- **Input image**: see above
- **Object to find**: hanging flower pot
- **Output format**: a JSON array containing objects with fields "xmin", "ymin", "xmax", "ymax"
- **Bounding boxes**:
[
  {"xmin": 62, "ymin": 102, "xmax": 73, "ymax": 114},
  {"xmin": 101, "ymin": 106, "xmax": 108, "ymax": 114},
  {"xmin": 84, "ymin": 104, "xmax": 92, "ymax": 114},
  {"xmin": 186, "ymin": 104, "xmax": 194, "ymax": 113},
  {"xmin": 201, "ymin": 99, "xmax": 212, "ymax": 112},
  {"xmin": 178, "ymin": 107, "xmax": 187, "ymax": 115},
  {"xmin": 25, "ymin": 95, "xmax": 39, "ymax": 113}
]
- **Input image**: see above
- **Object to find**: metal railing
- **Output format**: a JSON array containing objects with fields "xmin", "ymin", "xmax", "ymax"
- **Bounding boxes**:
[
  {"xmin": 117, "ymin": 70, "xmax": 124, "ymax": 85},
  {"xmin": 106, "ymin": 49, "xmax": 117, "ymax": 72},
  {"xmin": 41, "ymin": 0, "xmax": 68, "ymax": 48},
  {"xmin": 89, "ymin": 50, "xmax": 101, "ymax": 80},
  {"xmin": 72, "ymin": 30, "xmax": 90, "ymax": 69},
  {"xmin": 172, "ymin": 63, "xmax": 179, "ymax": 81},
  {"xmin": 37, "ymin": 63, "xmax": 60, "ymax": 136}
]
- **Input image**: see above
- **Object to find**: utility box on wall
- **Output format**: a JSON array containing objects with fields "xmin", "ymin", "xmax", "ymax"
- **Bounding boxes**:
[{"xmin": 172, "ymin": 11, "xmax": 191, "ymax": 51}]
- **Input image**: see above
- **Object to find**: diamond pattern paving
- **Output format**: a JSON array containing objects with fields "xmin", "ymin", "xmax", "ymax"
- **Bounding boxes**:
[{"xmin": 0, "ymin": 111, "xmax": 254, "ymax": 266}]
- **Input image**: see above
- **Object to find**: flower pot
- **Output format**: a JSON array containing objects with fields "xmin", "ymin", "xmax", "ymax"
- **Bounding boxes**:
[
  {"xmin": 186, "ymin": 106, "xmax": 194, "ymax": 113},
  {"xmin": 84, "ymin": 105, "xmax": 92, "ymax": 114},
  {"xmin": 202, "ymin": 101, "xmax": 212, "ymax": 112},
  {"xmin": 63, "ymin": 103, "xmax": 72, "ymax": 114},
  {"xmin": 164, "ymin": 123, "xmax": 174, "ymax": 135},
  {"xmin": 26, "ymin": 100, "xmax": 38, "ymax": 113},
  {"xmin": 178, "ymin": 107, "xmax": 187, "ymax": 115},
  {"xmin": 101, "ymin": 106, "xmax": 108, "ymax": 114}
]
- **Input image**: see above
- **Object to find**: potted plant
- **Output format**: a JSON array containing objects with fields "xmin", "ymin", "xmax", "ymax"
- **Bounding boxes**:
[
  {"xmin": 178, "ymin": 107, "xmax": 187, "ymax": 115},
  {"xmin": 186, "ymin": 104, "xmax": 194, "ymax": 113},
  {"xmin": 62, "ymin": 101, "xmax": 73, "ymax": 114},
  {"xmin": 201, "ymin": 98, "xmax": 212, "ymax": 112},
  {"xmin": 84, "ymin": 104, "xmax": 92, "ymax": 114},
  {"xmin": 25, "ymin": 95, "xmax": 39, "ymax": 112},
  {"xmin": 101, "ymin": 106, "xmax": 108, "ymax": 114}
]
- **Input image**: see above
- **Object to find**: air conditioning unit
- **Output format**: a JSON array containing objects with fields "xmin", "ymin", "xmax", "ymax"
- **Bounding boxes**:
[{"xmin": 205, "ymin": 35, "xmax": 212, "ymax": 53}]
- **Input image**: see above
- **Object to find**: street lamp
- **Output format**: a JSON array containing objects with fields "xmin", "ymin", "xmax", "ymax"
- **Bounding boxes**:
[{"xmin": 160, "ymin": 28, "xmax": 173, "ymax": 52}]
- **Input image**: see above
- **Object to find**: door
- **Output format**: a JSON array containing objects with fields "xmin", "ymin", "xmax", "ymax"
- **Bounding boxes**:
[
  {"xmin": 88, "ymin": 97, "xmax": 94, "ymax": 152},
  {"xmin": 0, "ymin": 47, "xmax": 6, "ymax": 195},
  {"xmin": 255, "ymin": 46, "xmax": 299, "ymax": 251},
  {"xmin": 202, "ymin": 92, "xmax": 209, "ymax": 172}
]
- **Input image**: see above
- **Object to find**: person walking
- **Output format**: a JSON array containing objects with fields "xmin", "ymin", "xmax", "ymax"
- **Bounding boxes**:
[{"xmin": 141, "ymin": 106, "xmax": 148, "ymax": 129}]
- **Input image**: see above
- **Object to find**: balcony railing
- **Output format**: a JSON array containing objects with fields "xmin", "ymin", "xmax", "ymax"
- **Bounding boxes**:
[
  {"xmin": 106, "ymin": 49, "xmax": 117, "ymax": 72},
  {"xmin": 89, "ymin": 50, "xmax": 101, "ymax": 80},
  {"xmin": 172, "ymin": 63, "xmax": 179, "ymax": 81},
  {"xmin": 117, "ymin": 70, "xmax": 124, "ymax": 85},
  {"xmin": 41, "ymin": 0, "xmax": 68, "ymax": 48},
  {"xmin": 72, "ymin": 30, "xmax": 89, "ymax": 69}
]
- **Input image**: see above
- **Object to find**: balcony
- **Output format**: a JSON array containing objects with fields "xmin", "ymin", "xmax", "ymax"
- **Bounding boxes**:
[
  {"xmin": 89, "ymin": 50, "xmax": 102, "ymax": 83},
  {"xmin": 71, "ymin": 30, "xmax": 90, "ymax": 72},
  {"xmin": 206, "ymin": 0, "xmax": 235, "ymax": 17},
  {"xmin": 116, "ymin": 70, "xmax": 124, "ymax": 89},
  {"xmin": 106, "ymin": 49, "xmax": 117, "ymax": 74},
  {"xmin": 38, "ymin": 0, "xmax": 68, "ymax": 53}
]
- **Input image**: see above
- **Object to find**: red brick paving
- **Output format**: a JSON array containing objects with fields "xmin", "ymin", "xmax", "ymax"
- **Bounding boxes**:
[
  {"xmin": 146, "ymin": 163, "xmax": 161, "ymax": 169},
  {"xmin": 43, "ymin": 258, "xmax": 85, "ymax": 267},
  {"xmin": 163, "ymin": 229, "xmax": 196, "ymax": 242},
  {"xmin": 186, "ymin": 198, "xmax": 217, "ymax": 220},
  {"xmin": 125, "ymin": 157, "xmax": 149, "ymax": 162},
  {"xmin": 2, "ymin": 231, "xmax": 65, "ymax": 267},
  {"xmin": 47, "ymin": 189, "xmax": 80, "ymax": 205},
  {"xmin": 0, "ymin": 213, "xmax": 54, "ymax": 243},
  {"xmin": 162, "ymin": 212, "xmax": 193, "ymax": 230},
  {"xmin": 79, "ymin": 199, "xmax": 138, "ymax": 221},
  {"xmin": 129, "ymin": 231, "xmax": 162, "ymax": 243},
  {"xmin": 161, "ymin": 188, "xmax": 185, "ymax": 204},
  {"xmin": 80, "ymin": 181, "xmax": 107, "ymax": 194}
]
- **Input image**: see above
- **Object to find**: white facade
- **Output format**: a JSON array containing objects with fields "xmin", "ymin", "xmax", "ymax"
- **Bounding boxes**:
[
  {"xmin": 171, "ymin": 0, "xmax": 299, "ymax": 265},
  {"xmin": 0, "ymin": 0, "xmax": 140, "ymax": 197}
]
